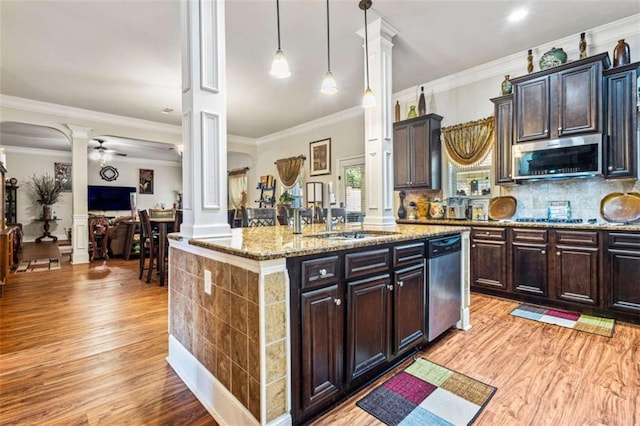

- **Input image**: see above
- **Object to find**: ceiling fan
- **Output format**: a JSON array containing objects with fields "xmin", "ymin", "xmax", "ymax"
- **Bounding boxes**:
[{"xmin": 89, "ymin": 139, "xmax": 126, "ymax": 166}]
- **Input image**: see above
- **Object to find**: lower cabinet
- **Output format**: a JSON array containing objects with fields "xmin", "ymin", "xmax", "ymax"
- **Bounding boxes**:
[
  {"xmin": 300, "ymin": 285, "xmax": 343, "ymax": 414},
  {"xmin": 289, "ymin": 239, "xmax": 431, "ymax": 424},
  {"xmin": 511, "ymin": 229, "xmax": 549, "ymax": 296},
  {"xmin": 605, "ymin": 232, "xmax": 640, "ymax": 315},
  {"xmin": 553, "ymin": 230, "xmax": 600, "ymax": 305},
  {"xmin": 470, "ymin": 227, "xmax": 508, "ymax": 291}
]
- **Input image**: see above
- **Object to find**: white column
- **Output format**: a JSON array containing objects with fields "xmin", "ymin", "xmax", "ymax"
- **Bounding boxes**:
[
  {"xmin": 359, "ymin": 18, "xmax": 398, "ymax": 229},
  {"xmin": 180, "ymin": 0, "xmax": 230, "ymax": 239},
  {"xmin": 66, "ymin": 125, "xmax": 91, "ymax": 264}
]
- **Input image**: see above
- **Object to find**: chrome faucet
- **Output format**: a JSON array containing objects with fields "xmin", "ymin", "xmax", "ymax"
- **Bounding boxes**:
[{"xmin": 326, "ymin": 204, "xmax": 333, "ymax": 232}]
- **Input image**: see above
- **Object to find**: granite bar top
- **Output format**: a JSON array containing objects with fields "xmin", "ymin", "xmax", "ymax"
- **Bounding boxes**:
[
  {"xmin": 178, "ymin": 223, "xmax": 469, "ymax": 261},
  {"xmin": 396, "ymin": 218, "xmax": 640, "ymax": 232}
]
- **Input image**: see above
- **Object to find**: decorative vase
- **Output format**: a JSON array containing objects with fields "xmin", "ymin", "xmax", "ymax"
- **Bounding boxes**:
[
  {"xmin": 579, "ymin": 32, "xmax": 587, "ymax": 59},
  {"xmin": 43, "ymin": 205, "xmax": 52, "ymax": 220},
  {"xmin": 539, "ymin": 47, "xmax": 567, "ymax": 70},
  {"xmin": 501, "ymin": 75, "xmax": 512, "ymax": 95},
  {"xmin": 527, "ymin": 49, "xmax": 534, "ymax": 73},
  {"xmin": 407, "ymin": 105, "xmax": 417, "ymax": 119},
  {"xmin": 613, "ymin": 39, "xmax": 630, "ymax": 67},
  {"xmin": 397, "ymin": 191, "xmax": 407, "ymax": 219},
  {"xmin": 394, "ymin": 101, "xmax": 400, "ymax": 122},
  {"xmin": 418, "ymin": 86, "xmax": 426, "ymax": 116}
]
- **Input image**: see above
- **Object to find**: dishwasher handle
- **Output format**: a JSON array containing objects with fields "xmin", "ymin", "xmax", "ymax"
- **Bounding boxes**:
[{"xmin": 428, "ymin": 236, "xmax": 462, "ymax": 258}]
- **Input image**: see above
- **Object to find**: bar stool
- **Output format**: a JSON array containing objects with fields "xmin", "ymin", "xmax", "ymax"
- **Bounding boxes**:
[{"xmin": 138, "ymin": 210, "xmax": 159, "ymax": 283}]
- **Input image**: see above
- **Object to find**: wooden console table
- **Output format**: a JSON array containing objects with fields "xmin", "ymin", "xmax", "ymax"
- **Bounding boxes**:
[{"xmin": 34, "ymin": 218, "xmax": 59, "ymax": 243}]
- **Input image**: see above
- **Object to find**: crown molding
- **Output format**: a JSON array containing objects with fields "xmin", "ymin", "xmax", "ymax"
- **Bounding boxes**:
[
  {"xmin": 256, "ymin": 106, "xmax": 363, "ymax": 145},
  {"xmin": 4, "ymin": 145, "xmax": 71, "ymax": 157},
  {"xmin": 0, "ymin": 95, "xmax": 181, "ymax": 135},
  {"xmin": 227, "ymin": 134, "xmax": 256, "ymax": 146},
  {"xmin": 394, "ymin": 13, "xmax": 640, "ymax": 104}
]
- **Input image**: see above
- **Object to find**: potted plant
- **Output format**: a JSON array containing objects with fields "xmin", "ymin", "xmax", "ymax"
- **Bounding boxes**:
[
  {"xmin": 26, "ymin": 173, "xmax": 63, "ymax": 220},
  {"xmin": 277, "ymin": 190, "xmax": 296, "ymax": 223}
]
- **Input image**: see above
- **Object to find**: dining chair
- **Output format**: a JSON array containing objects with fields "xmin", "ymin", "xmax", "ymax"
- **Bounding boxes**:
[
  {"xmin": 245, "ymin": 208, "xmax": 276, "ymax": 227},
  {"xmin": 138, "ymin": 209, "xmax": 159, "ymax": 283},
  {"xmin": 228, "ymin": 208, "xmax": 237, "ymax": 228},
  {"xmin": 88, "ymin": 216, "xmax": 110, "ymax": 261}
]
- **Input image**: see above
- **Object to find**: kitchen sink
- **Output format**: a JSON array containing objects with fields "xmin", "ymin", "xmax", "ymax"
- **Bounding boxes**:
[{"xmin": 304, "ymin": 230, "xmax": 400, "ymax": 240}]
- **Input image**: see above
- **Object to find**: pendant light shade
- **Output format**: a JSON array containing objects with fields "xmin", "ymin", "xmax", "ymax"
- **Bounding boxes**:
[
  {"xmin": 320, "ymin": 0, "xmax": 337, "ymax": 95},
  {"xmin": 359, "ymin": 0, "xmax": 375, "ymax": 108},
  {"xmin": 270, "ymin": 0, "xmax": 291, "ymax": 78}
]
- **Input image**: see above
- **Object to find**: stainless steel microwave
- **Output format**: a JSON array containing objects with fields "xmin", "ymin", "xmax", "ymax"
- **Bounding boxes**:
[{"xmin": 512, "ymin": 134, "xmax": 602, "ymax": 181}]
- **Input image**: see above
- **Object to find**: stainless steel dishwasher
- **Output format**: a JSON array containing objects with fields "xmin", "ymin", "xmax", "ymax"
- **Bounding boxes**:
[{"xmin": 427, "ymin": 235, "xmax": 462, "ymax": 341}]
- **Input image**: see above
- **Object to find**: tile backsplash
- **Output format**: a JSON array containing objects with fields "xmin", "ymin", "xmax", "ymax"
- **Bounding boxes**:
[{"xmin": 500, "ymin": 178, "xmax": 640, "ymax": 221}]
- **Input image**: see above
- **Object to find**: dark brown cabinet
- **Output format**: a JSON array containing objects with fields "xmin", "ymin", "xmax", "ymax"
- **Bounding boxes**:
[
  {"xmin": 491, "ymin": 95, "xmax": 514, "ymax": 184},
  {"xmin": 511, "ymin": 228, "xmax": 549, "ymax": 296},
  {"xmin": 512, "ymin": 53, "xmax": 608, "ymax": 143},
  {"xmin": 553, "ymin": 230, "xmax": 600, "ymax": 306},
  {"xmin": 288, "ymin": 239, "xmax": 434, "ymax": 424},
  {"xmin": 603, "ymin": 62, "xmax": 639, "ymax": 179},
  {"xmin": 470, "ymin": 227, "xmax": 508, "ymax": 291},
  {"xmin": 393, "ymin": 263, "xmax": 426, "ymax": 355},
  {"xmin": 300, "ymin": 285, "xmax": 343, "ymax": 414},
  {"xmin": 346, "ymin": 274, "xmax": 391, "ymax": 383},
  {"xmin": 393, "ymin": 114, "xmax": 442, "ymax": 190},
  {"xmin": 605, "ymin": 232, "xmax": 640, "ymax": 316}
]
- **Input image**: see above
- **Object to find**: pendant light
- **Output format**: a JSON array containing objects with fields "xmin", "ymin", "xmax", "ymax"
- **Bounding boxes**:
[
  {"xmin": 270, "ymin": 0, "xmax": 291, "ymax": 78},
  {"xmin": 359, "ymin": 0, "xmax": 375, "ymax": 108},
  {"xmin": 320, "ymin": 0, "xmax": 337, "ymax": 95}
]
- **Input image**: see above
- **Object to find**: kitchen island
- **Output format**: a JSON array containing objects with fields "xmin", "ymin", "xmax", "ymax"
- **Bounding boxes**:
[{"xmin": 166, "ymin": 223, "xmax": 469, "ymax": 426}]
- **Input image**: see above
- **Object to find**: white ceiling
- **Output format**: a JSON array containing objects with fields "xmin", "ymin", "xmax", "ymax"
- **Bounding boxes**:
[{"xmin": 1, "ymin": 0, "xmax": 639, "ymax": 157}]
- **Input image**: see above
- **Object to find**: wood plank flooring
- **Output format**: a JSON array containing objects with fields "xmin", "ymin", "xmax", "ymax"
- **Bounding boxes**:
[
  {"xmin": 1, "ymin": 243, "xmax": 216, "ymax": 425},
  {"xmin": 2, "ymin": 243, "xmax": 639, "ymax": 425}
]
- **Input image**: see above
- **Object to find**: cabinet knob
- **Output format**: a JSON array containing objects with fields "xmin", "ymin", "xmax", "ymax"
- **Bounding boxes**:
[
  {"xmin": 485, "ymin": 231, "xmax": 490, "ymax": 235},
  {"xmin": 508, "ymin": 174, "xmax": 512, "ymax": 178},
  {"xmin": 556, "ymin": 251, "xmax": 561, "ymax": 256},
  {"xmin": 398, "ymin": 281, "xmax": 404, "ymax": 287},
  {"xmin": 558, "ymin": 127, "xmax": 562, "ymax": 132},
  {"xmin": 541, "ymin": 250, "xmax": 546, "ymax": 255},
  {"xmin": 544, "ymin": 129, "xmax": 548, "ymax": 134},
  {"xmin": 472, "ymin": 244, "xmax": 476, "ymax": 248},
  {"xmin": 318, "ymin": 268, "xmax": 327, "ymax": 277},
  {"xmin": 608, "ymin": 166, "xmax": 613, "ymax": 171},
  {"xmin": 334, "ymin": 298, "xmax": 341, "ymax": 306},
  {"xmin": 387, "ymin": 284, "xmax": 394, "ymax": 291}
]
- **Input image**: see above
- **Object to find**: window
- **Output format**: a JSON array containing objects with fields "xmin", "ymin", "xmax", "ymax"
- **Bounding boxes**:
[{"xmin": 339, "ymin": 156, "xmax": 366, "ymax": 212}]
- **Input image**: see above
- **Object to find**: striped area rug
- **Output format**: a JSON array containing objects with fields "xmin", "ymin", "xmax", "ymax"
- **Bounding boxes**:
[
  {"xmin": 357, "ymin": 357, "xmax": 496, "ymax": 425},
  {"xmin": 510, "ymin": 303, "xmax": 615, "ymax": 337},
  {"xmin": 14, "ymin": 258, "xmax": 61, "ymax": 273}
]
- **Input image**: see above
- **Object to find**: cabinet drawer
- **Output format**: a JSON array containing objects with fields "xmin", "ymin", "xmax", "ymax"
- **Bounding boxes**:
[
  {"xmin": 345, "ymin": 248, "xmax": 390, "ymax": 280},
  {"xmin": 471, "ymin": 227, "xmax": 506, "ymax": 241},
  {"xmin": 607, "ymin": 232, "xmax": 640, "ymax": 250},
  {"xmin": 555, "ymin": 230, "xmax": 599, "ymax": 246},
  {"xmin": 393, "ymin": 242, "xmax": 425, "ymax": 267},
  {"xmin": 301, "ymin": 256, "xmax": 340, "ymax": 290},
  {"xmin": 512, "ymin": 228, "xmax": 548, "ymax": 243}
]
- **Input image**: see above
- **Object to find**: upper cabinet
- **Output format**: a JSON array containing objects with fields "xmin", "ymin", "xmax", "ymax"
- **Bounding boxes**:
[
  {"xmin": 393, "ymin": 114, "xmax": 443, "ymax": 190},
  {"xmin": 491, "ymin": 94, "xmax": 514, "ymax": 184},
  {"xmin": 512, "ymin": 53, "xmax": 609, "ymax": 143},
  {"xmin": 603, "ymin": 61, "xmax": 640, "ymax": 179}
]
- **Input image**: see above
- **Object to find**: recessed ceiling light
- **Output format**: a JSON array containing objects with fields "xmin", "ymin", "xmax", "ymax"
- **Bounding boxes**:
[
  {"xmin": 508, "ymin": 8, "xmax": 528, "ymax": 22},
  {"xmin": 161, "ymin": 107, "xmax": 174, "ymax": 114}
]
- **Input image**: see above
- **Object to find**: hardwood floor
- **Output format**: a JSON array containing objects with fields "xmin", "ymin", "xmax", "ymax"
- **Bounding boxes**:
[
  {"xmin": 2, "ymin": 245, "xmax": 639, "ymax": 425},
  {"xmin": 0, "ymin": 245, "xmax": 216, "ymax": 425}
]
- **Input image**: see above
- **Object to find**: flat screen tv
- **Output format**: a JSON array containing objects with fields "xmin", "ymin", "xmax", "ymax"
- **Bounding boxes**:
[{"xmin": 88, "ymin": 185, "xmax": 136, "ymax": 211}]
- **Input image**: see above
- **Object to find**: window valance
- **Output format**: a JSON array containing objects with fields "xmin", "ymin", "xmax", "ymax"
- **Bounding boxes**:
[
  {"xmin": 275, "ymin": 155, "xmax": 306, "ymax": 188},
  {"xmin": 441, "ymin": 116, "xmax": 495, "ymax": 167}
]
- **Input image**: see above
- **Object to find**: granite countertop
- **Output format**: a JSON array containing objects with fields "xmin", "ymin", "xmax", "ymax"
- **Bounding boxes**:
[
  {"xmin": 396, "ymin": 218, "xmax": 640, "ymax": 232},
  {"xmin": 180, "ymin": 223, "xmax": 469, "ymax": 260}
]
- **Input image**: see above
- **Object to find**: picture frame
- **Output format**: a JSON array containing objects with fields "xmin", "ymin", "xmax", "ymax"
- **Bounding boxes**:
[
  {"xmin": 54, "ymin": 162, "xmax": 72, "ymax": 192},
  {"xmin": 309, "ymin": 138, "xmax": 331, "ymax": 176},
  {"xmin": 139, "ymin": 169, "xmax": 154, "ymax": 194}
]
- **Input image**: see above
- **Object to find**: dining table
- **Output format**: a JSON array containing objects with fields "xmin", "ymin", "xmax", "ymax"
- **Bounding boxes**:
[{"xmin": 149, "ymin": 217, "xmax": 174, "ymax": 286}]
